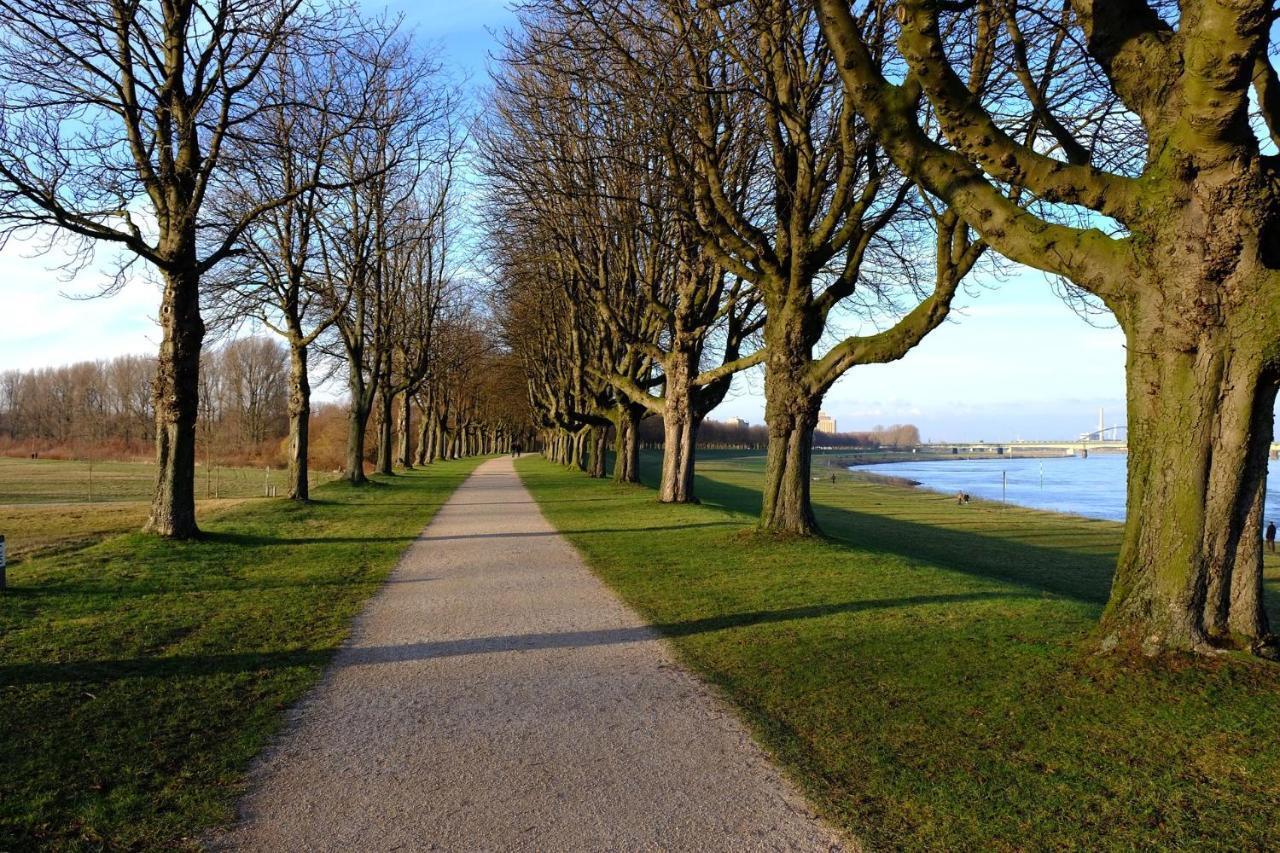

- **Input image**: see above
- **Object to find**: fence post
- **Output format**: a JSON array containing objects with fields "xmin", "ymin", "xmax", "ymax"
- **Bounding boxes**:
[{"xmin": 1, "ymin": 533, "xmax": 7, "ymax": 590}]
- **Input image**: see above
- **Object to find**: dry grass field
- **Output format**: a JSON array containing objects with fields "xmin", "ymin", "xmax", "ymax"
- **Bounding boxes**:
[{"xmin": 0, "ymin": 457, "xmax": 335, "ymax": 565}]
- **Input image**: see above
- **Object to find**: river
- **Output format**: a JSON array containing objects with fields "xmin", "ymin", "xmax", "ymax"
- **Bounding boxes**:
[{"xmin": 854, "ymin": 454, "xmax": 1280, "ymax": 524}]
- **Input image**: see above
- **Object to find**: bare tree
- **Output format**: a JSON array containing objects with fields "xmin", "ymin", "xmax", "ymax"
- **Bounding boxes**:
[
  {"xmin": 818, "ymin": 0, "xmax": 1280, "ymax": 654},
  {"xmin": 208, "ymin": 13, "xmax": 415, "ymax": 500},
  {"xmin": 519, "ymin": 0, "xmax": 983, "ymax": 530},
  {"xmin": 0, "ymin": 0, "xmax": 342, "ymax": 536},
  {"xmin": 312, "ymin": 32, "xmax": 458, "ymax": 485}
]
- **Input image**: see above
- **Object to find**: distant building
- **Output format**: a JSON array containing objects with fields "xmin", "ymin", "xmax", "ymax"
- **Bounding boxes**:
[
  {"xmin": 732, "ymin": 417, "xmax": 749, "ymax": 429},
  {"xmin": 816, "ymin": 411, "xmax": 837, "ymax": 435}
]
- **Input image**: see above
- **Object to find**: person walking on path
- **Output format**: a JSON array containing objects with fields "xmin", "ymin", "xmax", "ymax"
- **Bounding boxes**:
[{"xmin": 1267, "ymin": 521, "xmax": 1276, "ymax": 553}]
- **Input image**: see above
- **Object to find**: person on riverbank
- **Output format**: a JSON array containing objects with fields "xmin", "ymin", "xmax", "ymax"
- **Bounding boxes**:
[{"xmin": 1267, "ymin": 521, "xmax": 1276, "ymax": 553}]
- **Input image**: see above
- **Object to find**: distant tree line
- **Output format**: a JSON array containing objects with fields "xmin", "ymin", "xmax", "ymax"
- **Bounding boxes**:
[
  {"xmin": 0, "ymin": 355, "xmax": 155, "ymax": 450},
  {"xmin": 1, "ymin": 338, "xmax": 294, "ymax": 462},
  {"xmin": 637, "ymin": 420, "xmax": 921, "ymax": 451}
]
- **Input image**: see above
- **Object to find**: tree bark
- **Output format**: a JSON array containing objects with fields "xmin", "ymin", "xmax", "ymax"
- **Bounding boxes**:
[
  {"xmin": 286, "ymin": 340, "xmax": 310, "ymax": 502},
  {"xmin": 415, "ymin": 405, "xmax": 430, "ymax": 466},
  {"xmin": 613, "ymin": 406, "xmax": 642, "ymax": 484},
  {"xmin": 398, "ymin": 391, "xmax": 414, "ymax": 469},
  {"xmin": 375, "ymin": 384, "xmax": 394, "ymax": 475},
  {"xmin": 1102, "ymin": 327, "xmax": 1276, "ymax": 652},
  {"xmin": 145, "ymin": 265, "xmax": 204, "ymax": 538},
  {"xmin": 343, "ymin": 362, "xmax": 370, "ymax": 486},
  {"xmin": 589, "ymin": 426, "xmax": 608, "ymax": 478},
  {"xmin": 659, "ymin": 349, "xmax": 698, "ymax": 502},
  {"xmin": 759, "ymin": 316, "xmax": 821, "ymax": 535}
]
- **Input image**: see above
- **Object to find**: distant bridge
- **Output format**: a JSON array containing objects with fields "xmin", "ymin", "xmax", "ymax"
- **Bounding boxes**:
[{"xmin": 918, "ymin": 438, "xmax": 1127, "ymax": 457}]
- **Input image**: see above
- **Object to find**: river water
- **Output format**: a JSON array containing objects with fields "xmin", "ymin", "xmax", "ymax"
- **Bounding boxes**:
[{"xmin": 854, "ymin": 454, "xmax": 1280, "ymax": 524}]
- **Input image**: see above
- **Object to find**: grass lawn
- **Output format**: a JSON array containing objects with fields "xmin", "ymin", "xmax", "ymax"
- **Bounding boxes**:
[
  {"xmin": 517, "ymin": 451, "xmax": 1280, "ymax": 850},
  {"xmin": 0, "ymin": 457, "xmax": 484, "ymax": 851}
]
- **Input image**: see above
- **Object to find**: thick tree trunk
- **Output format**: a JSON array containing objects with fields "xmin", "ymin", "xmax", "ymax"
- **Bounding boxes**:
[
  {"xmin": 658, "ymin": 350, "xmax": 699, "ymax": 502},
  {"xmin": 1101, "ymin": 329, "xmax": 1275, "ymax": 652},
  {"xmin": 589, "ymin": 426, "xmax": 608, "ymax": 478},
  {"xmin": 344, "ymin": 404, "xmax": 369, "ymax": 485},
  {"xmin": 398, "ymin": 392, "xmax": 413, "ymax": 469},
  {"xmin": 375, "ymin": 386, "xmax": 394, "ymax": 475},
  {"xmin": 760, "ymin": 337, "xmax": 821, "ymax": 535},
  {"xmin": 343, "ymin": 362, "xmax": 369, "ymax": 485},
  {"xmin": 145, "ymin": 265, "xmax": 204, "ymax": 538},
  {"xmin": 611, "ymin": 406, "xmax": 642, "ymax": 484},
  {"xmin": 286, "ymin": 340, "xmax": 310, "ymax": 502},
  {"xmin": 415, "ymin": 407, "xmax": 430, "ymax": 466},
  {"xmin": 661, "ymin": 413, "xmax": 700, "ymax": 503}
]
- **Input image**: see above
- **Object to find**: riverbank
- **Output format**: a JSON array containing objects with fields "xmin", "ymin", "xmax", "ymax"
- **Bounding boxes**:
[{"xmin": 518, "ymin": 451, "xmax": 1280, "ymax": 849}]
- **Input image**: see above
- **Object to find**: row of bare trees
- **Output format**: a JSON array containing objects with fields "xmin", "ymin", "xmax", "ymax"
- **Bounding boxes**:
[
  {"xmin": 492, "ymin": 0, "xmax": 1280, "ymax": 656},
  {"xmin": 0, "ymin": 0, "xmax": 532, "ymax": 532},
  {"xmin": 488, "ymin": 2, "xmax": 982, "ymax": 511}
]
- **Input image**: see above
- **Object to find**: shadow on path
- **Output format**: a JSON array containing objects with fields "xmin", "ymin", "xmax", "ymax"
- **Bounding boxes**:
[
  {"xmin": 419, "ymin": 521, "xmax": 737, "ymax": 542},
  {"xmin": 0, "ymin": 591, "xmax": 1026, "ymax": 687}
]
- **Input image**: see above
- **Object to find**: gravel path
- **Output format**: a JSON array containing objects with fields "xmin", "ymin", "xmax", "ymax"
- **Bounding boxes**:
[{"xmin": 212, "ymin": 456, "xmax": 846, "ymax": 852}]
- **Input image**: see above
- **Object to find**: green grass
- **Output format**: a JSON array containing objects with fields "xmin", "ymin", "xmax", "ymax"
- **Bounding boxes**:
[
  {"xmin": 517, "ymin": 451, "xmax": 1280, "ymax": 850},
  {"xmin": 0, "ymin": 458, "xmax": 484, "ymax": 851},
  {"xmin": 0, "ymin": 456, "xmax": 334, "ymax": 505}
]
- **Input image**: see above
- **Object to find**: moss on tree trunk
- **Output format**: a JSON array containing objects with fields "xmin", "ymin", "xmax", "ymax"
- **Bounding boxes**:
[{"xmin": 1102, "ymin": 319, "xmax": 1278, "ymax": 652}]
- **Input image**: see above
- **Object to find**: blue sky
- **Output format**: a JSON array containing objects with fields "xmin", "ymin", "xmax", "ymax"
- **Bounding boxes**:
[{"xmin": 0, "ymin": 0, "xmax": 1127, "ymax": 442}]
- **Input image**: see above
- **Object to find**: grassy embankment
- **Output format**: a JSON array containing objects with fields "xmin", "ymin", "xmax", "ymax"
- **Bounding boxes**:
[
  {"xmin": 0, "ymin": 457, "xmax": 336, "ymax": 564},
  {"xmin": 517, "ymin": 451, "xmax": 1280, "ymax": 850},
  {"xmin": 0, "ymin": 457, "xmax": 484, "ymax": 851}
]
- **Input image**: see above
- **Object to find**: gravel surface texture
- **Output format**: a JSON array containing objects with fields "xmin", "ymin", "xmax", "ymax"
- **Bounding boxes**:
[{"xmin": 212, "ymin": 456, "xmax": 847, "ymax": 852}]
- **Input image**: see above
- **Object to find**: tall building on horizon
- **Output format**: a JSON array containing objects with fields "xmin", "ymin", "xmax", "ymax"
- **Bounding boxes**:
[{"xmin": 817, "ymin": 411, "xmax": 837, "ymax": 435}]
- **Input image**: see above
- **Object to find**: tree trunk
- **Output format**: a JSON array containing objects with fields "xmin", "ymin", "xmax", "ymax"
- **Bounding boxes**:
[
  {"xmin": 659, "ymin": 412, "xmax": 700, "ymax": 503},
  {"xmin": 611, "ymin": 406, "xmax": 642, "ymax": 484},
  {"xmin": 375, "ymin": 385, "xmax": 394, "ymax": 475},
  {"xmin": 415, "ymin": 407, "xmax": 430, "ymax": 466},
  {"xmin": 145, "ymin": 265, "xmax": 204, "ymax": 538},
  {"xmin": 343, "ymin": 362, "xmax": 369, "ymax": 486},
  {"xmin": 286, "ymin": 340, "xmax": 310, "ymax": 502},
  {"xmin": 1101, "ymin": 329, "xmax": 1274, "ymax": 652},
  {"xmin": 659, "ymin": 349, "xmax": 698, "ymax": 502},
  {"xmin": 760, "ymin": 341, "xmax": 820, "ymax": 535},
  {"xmin": 589, "ymin": 426, "xmax": 608, "ymax": 478},
  {"xmin": 398, "ymin": 392, "xmax": 413, "ymax": 469}
]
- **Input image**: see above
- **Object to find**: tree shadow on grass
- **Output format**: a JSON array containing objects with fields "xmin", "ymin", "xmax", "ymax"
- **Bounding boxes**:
[
  {"xmin": 679, "ymin": 468, "xmax": 1117, "ymax": 606},
  {"xmin": 198, "ymin": 531, "xmax": 411, "ymax": 547},
  {"xmin": 8, "ymin": 573, "xmax": 436, "ymax": 599},
  {"xmin": 674, "ymin": 464, "xmax": 1280, "ymax": 621},
  {"xmin": 0, "ymin": 591, "xmax": 1029, "ymax": 687}
]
